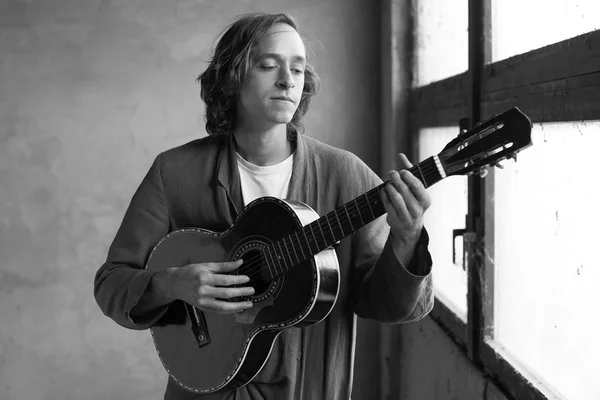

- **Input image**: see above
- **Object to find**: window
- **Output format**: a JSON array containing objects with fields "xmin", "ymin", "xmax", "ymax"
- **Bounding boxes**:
[
  {"xmin": 418, "ymin": 127, "xmax": 468, "ymax": 320},
  {"xmin": 485, "ymin": 122, "xmax": 600, "ymax": 399},
  {"xmin": 409, "ymin": 0, "xmax": 600, "ymax": 398},
  {"xmin": 412, "ymin": 0, "xmax": 470, "ymax": 330},
  {"xmin": 492, "ymin": 0, "xmax": 600, "ymax": 62},
  {"xmin": 414, "ymin": 0, "xmax": 468, "ymax": 86}
]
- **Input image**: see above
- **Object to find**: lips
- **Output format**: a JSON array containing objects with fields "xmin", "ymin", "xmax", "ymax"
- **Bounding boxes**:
[{"xmin": 271, "ymin": 96, "xmax": 294, "ymax": 103}]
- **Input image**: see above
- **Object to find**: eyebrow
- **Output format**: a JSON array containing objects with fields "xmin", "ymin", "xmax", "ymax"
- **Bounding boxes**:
[{"xmin": 256, "ymin": 53, "xmax": 306, "ymax": 63}]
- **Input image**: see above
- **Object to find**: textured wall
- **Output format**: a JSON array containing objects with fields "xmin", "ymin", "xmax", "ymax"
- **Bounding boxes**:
[
  {"xmin": 0, "ymin": 0, "xmax": 381, "ymax": 399},
  {"xmin": 387, "ymin": 318, "xmax": 512, "ymax": 400}
]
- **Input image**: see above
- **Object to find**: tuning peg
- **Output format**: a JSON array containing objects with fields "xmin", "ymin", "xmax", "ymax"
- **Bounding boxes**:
[
  {"xmin": 509, "ymin": 153, "xmax": 518, "ymax": 162},
  {"xmin": 493, "ymin": 162, "xmax": 505, "ymax": 169},
  {"xmin": 477, "ymin": 168, "xmax": 488, "ymax": 178}
]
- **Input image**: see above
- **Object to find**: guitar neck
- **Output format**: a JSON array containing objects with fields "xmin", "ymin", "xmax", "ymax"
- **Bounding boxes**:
[{"xmin": 264, "ymin": 155, "xmax": 445, "ymax": 279}]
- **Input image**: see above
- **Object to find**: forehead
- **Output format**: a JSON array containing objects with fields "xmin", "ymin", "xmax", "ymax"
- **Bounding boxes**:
[{"xmin": 252, "ymin": 23, "xmax": 306, "ymax": 60}]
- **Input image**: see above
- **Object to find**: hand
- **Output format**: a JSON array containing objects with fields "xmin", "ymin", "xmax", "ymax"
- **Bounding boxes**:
[
  {"xmin": 381, "ymin": 153, "xmax": 431, "ymax": 245},
  {"xmin": 160, "ymin": 259, "xmax": 255, "ymax": 314}
]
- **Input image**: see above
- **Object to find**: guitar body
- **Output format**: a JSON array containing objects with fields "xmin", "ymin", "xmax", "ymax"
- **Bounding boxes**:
[{"xmin": 146, "ymin": 197, "xmax": 340, "ymax": 394}]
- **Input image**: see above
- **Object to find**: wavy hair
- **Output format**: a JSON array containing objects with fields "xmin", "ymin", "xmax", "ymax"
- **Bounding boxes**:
[{"xmin": 197, "ymin": 13, "xmax": 320, "ymax": 139}]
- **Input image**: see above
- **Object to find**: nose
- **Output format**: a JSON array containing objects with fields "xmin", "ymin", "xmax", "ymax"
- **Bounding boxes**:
[{"xmin": 276, "ymin": 68, "xmax": 295, "ymax": 89}]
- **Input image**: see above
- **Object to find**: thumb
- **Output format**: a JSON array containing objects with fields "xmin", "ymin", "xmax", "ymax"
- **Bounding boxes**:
[{"xmin": 397, "ymin": 153, "xmax": 413, "ymax": 170}]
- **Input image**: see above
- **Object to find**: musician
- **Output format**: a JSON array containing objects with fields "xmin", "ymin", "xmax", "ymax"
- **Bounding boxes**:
[{"xmin": 94, "ymin": 12, "xmax": 434, "ymax": 400}]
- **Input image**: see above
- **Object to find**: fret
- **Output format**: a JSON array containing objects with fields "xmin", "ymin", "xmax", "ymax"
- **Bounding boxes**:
[
  {"xmin": 353, "ymin": 198, "xmax": 365, "ymax": 226},
  {"xmin": 303, "ymin": 226, "xmax": 313, "ymax": 254},
  {"xmin": 317, "ymin": 220, "xmax": 326, "ymax": 248},
  {"xmin": 343, "ymin": 204, "xmax": 355, "ymax": 231},
  {"xmin": 365, "ymin": 193, "xmax": 375, "ymax": 219},
  {"xmin": 289, "ymin": 235, "xmax": 300, "ymax": 263},
  {"xmin": 334, "ymin": 210, "xmax": 345, "ymax": 237},
  {"xmin": 308, "ymin": 223, "xmax": 318, "ymax": 253},
  {"xmin": 412, "ymin": 157, "xmax": 443, "ymax": 188},
  {"xmin": 295, "ymin": 231, "xmax": 305, "ymax": 260},
  {"xmin": 282, "ymin": 238, "xmax": 294, "ymax": 268},
  {"xmin": 414, "ymin": 162, "xmax": 427, "ymax": 187},
  {"xmin": 277, "ymin": 241, "xmax": 288, "ymax": 272},
  {"xmin": 325, "ymin": 213, "xmax": 336, "ymax": 242}
]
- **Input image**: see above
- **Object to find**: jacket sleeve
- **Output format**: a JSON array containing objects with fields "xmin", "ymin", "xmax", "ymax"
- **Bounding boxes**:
[
  {"xmin": 349, "ymin": 161, "xmax": 434, "ymax": 324},
  {"xmin": 353, "ymin": 218, "xmax": 434, "ymax": 324},
  {"xmin": 93, "ymin": 153, "xmax": 171, "ymax": 330}
]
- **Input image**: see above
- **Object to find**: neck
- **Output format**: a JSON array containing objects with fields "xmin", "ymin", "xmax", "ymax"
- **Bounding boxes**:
[{"xmin": 234, "ymin": 124, "xmax": 293, "ymax": 166}]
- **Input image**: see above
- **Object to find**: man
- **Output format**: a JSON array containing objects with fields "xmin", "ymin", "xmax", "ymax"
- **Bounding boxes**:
[{"xmin": 94, "ymin": 12, "xmax": 434, "ymax": 400}]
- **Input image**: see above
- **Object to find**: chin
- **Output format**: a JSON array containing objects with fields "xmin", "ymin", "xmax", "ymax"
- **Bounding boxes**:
[{"xmin": 268, "ymin": 113, "xmax": 295, "ymax": 125}]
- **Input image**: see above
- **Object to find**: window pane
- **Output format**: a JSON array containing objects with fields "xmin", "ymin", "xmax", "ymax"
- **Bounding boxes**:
[
  {"xmin": 414, "ymin": 0, "xmax": 468, "ymax": 86},
  {"xmin": 492, "ymin": 0, "xmax": 600, "ymax": 62},
  {"xmin": 419, "ymin": 127, "xmax": 468, "ymax": 320},
  {"xmin": 486, "ymin": 121, "xmax": 600, "ymax": 400}
]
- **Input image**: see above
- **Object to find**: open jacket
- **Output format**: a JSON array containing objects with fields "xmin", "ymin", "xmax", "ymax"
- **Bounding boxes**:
[{"xmin": 94, "ymin": 133, "xmax": 434, "ymax": 400}]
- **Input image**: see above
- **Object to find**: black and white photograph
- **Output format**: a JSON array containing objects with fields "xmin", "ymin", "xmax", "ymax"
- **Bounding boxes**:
[{"xmin": 0, "ymin": 0, "xmax": 598, "ymax": 399}]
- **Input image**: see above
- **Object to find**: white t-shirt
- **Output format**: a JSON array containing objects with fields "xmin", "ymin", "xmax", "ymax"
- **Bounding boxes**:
[{"xmin": 236, "ymin": 152, "xmax": 294, "ymax": 206}]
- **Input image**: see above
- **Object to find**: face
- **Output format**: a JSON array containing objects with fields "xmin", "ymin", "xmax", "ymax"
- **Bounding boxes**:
[{"xmin": 236, "ymin": 23, "xmax": 306, "ymax": 130}]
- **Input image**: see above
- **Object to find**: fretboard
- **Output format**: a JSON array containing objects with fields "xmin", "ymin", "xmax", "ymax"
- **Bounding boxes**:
[{"xmin": 263, "ymin": 155, "xmax": 444, "ymax": 279}]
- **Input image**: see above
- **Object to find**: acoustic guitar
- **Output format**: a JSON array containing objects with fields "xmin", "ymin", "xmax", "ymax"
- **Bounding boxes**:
[{"xmin": 145, "ymin": 107, "xmax": 533, "ymax": 393}]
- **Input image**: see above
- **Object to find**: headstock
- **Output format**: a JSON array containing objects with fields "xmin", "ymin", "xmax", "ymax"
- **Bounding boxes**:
[{"xmin": 439, "ymin": 107, "xmax": 533, "ymax": 178}]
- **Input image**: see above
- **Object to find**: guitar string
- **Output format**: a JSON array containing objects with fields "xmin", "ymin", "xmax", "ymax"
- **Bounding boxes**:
[
  {"xmin": 236, "ymin": 191, "xmax": 383, "ymax": 279},
  {"xmin": 236, "ymin": 161, "xmax": 442, "ymax": 278},
  {"xmin": 236, "ymin": 161, "xmax": 441, "ymax": 278},
  {"xmin": 234, "ymin": 161, "xmax": 441, "ymax": 280},
  {"xmin": 238, "ymin": 198, "xmax": 376, "ymax": 278}
]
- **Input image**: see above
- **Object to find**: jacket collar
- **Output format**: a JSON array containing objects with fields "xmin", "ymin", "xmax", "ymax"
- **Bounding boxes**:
[
  {"xmin": 216, "ymin": 133, "xmax": 243, "ymax": 216},
  {"xmin": 216, "ymin": 132, "xmax": 312, "ymax": 216},
  {"xmin": 287, "ymin": 133, "xmax": 310, "ymax": 203}
]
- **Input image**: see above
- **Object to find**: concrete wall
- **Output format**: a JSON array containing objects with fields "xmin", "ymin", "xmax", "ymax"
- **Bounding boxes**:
[
  {"xmin": 385, "ymin": 318, "xmax": 512, "ymax": 400},
  {"xmin": 0, "ymin": 1, "xmax": 381, "ymax": 399}
]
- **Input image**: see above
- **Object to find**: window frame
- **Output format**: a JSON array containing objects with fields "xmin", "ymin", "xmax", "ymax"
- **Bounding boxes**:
[{"xmin": 407, "ymin": 0, "xmax": 600, "ymax": 399}]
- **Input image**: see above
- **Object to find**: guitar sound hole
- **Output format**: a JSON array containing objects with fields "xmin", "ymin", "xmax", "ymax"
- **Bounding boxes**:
[{"xmin": 240, "ymin": 249, "xmax": 270, "ymax": 297}]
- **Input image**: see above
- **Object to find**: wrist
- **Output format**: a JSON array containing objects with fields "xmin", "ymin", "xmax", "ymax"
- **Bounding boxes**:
[
  {"xmin": 390, "ymin": 228, "xmax": 421, "ymax": 266},
  {"xmin": 390, "ymin": 227, "xmax": 421, "ymax": 247},
  {"xmin": 153, "ymin": 268, "xmax": 177, "ymax": 303}
]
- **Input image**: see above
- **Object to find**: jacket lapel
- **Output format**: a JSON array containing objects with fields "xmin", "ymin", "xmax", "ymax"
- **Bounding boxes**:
[
  {"xmin": 216, "ymin": 134, "xmax": 244, "ymax": 222},
  {"xmin": 286, "ymin": 133, "xmax": 311, "ymax": 204}
]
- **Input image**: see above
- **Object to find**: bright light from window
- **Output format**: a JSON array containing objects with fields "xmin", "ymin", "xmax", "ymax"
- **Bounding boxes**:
[
  {"xmin": 492, "ymin": 0, "xmax": 600, "ymax": 61},
  {"xmin": 487, "ymin": 120, "xmax": 600, "ymax": 400},
  {"xmin": 419, "ymin": 127, "xmax": 468, "ymax": 320},
  {"xmin": 414, "ymin": 0, "xmax": 468, "ymax": 86}
]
